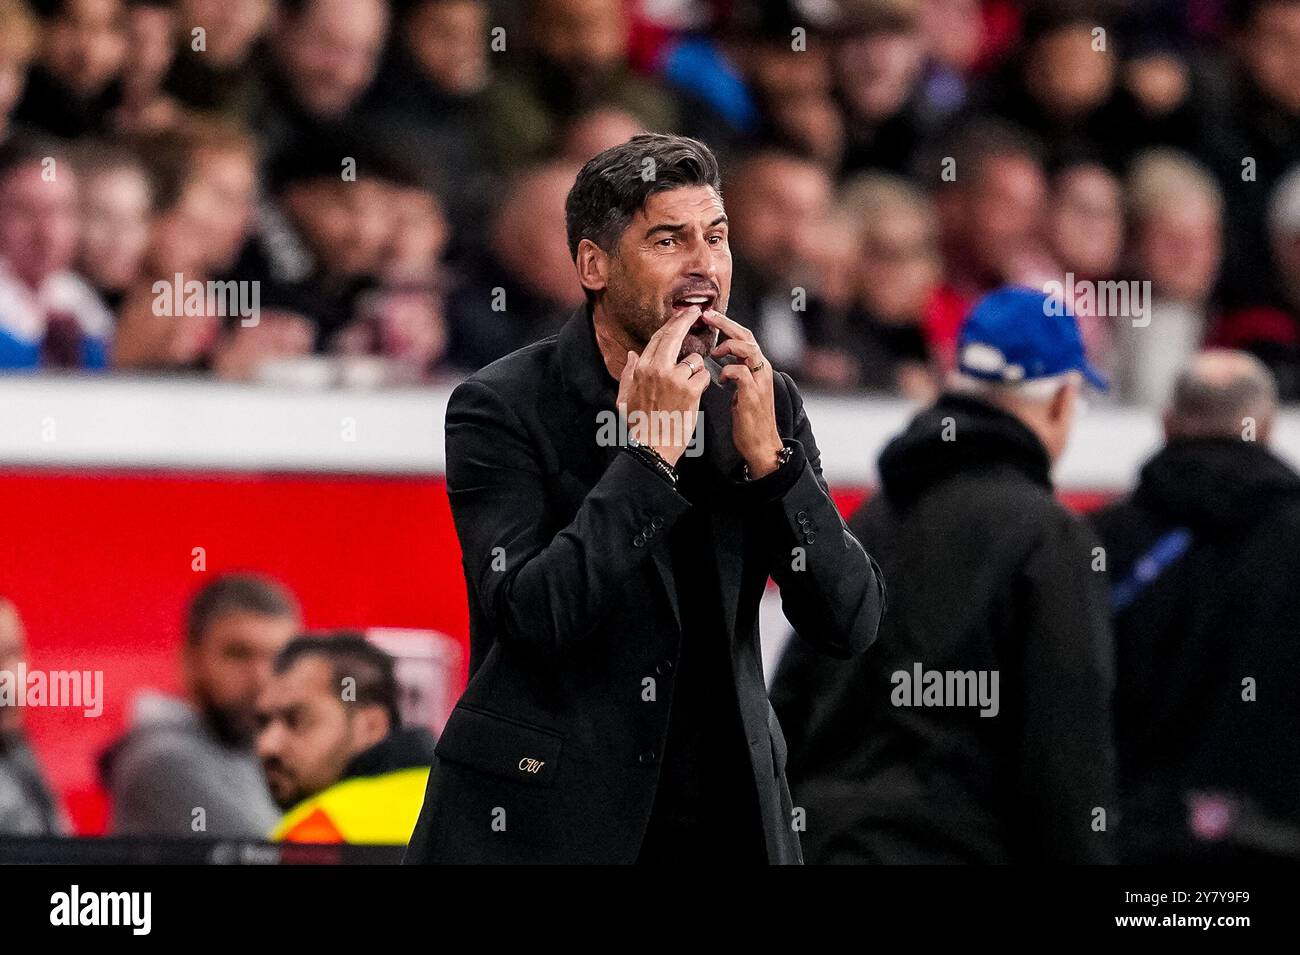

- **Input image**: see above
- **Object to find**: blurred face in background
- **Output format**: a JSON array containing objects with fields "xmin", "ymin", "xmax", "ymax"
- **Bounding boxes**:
[
  {"xmin": 256, "ymin": 656, "xmax": 389, "ymax": 808},
  {"xmin": 493, "ymin": 164, "xmax": 584, "ymax": 306},
  {"xmin": 947, "ymin": 152, "xmax": 1047, "ymax": 285},
  {"xmin": 533, "ymin": 0, "xmax": 627, "ymax": 76},
  {"xmin": 182, "ymin": 0, "xmax": 271, "ymax": 66},
  {"xmin": 123, "ymin": 2, "xmax": 175, "ymax": 93},
  {"xmin": 381, "ymin": 184, "xmax": 448, "ymax": 282},
  {"xmin": 185, "ymin": 610, "xmax": 298, "ymax": 747},
  {"xmin": 189, "ymin": 145, "xmax": 258, "ymax": 272},
  {"xmin": 752, "ymin": 46, "xmax": 843, "ymax": 168},
  {"xmin": 80, "ymin": 163, "xmax": 152, "ymax": 292},
  {"xmin": 284, "ymin": 177, "xmax": 390, "ymax": 281},
  {"xmin": 726, "ymin": 156, "xmax": 832, "ymax": 286},
  {"xmin": 43, "ymin": 0, "xmax": 128, "ymax": 99},
  {"xmin": 1024, "ymin": 24, "xmax": 1116, "ymax": 119},
  {"xmin": 561, "ymin": 108, "xmax": 645, "ymax": 164},
  {"xmin": 1135, "ymin": 195, "xmax": 1222, "ymax": 304},
  {"xmin": 0, "ymin": 3, "xmax": 36, "ymax": 138},
  {"xmin": 0, "ymin": 161, "xmax": 81, "ymax": 289},
  {"xmin": 1049, "ymin": 164, "xmax": 1123, "ymax": 280},
  {"xmin": 859, "ymin": 201, "xmax": 940, "ymax": 323},
  {"xmin": 1240, "ymin": 2, "xmax": 1300, "ymax": 114},
  {"xmin": 275, "ymin": 0, "xmax": 389, "ymax": 119},
  {"xmin": 919, "ymin": 0, "xmax": 984, "ymax": 71},
  {"xmin": 836, "ymin": 27, "xmax": 925, "ymax": 122},
  {"xmin": 404, "ymin": 0, "xmax": 488, "ymax": 95},
  {"xmin": 0, "ymin": 600, "xmax": 26, "ymax": 734}
]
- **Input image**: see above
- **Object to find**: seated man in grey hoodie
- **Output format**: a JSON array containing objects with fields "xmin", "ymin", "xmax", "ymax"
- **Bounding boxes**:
[
  {"xmin": 100, "ymin": 574, "xmax": 300, "ymax": 838},
  {"xmin": 0, "ymin": 597, "xmax": 68, "ymax": 836}
]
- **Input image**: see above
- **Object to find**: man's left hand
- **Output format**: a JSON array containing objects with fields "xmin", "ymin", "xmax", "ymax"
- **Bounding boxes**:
[{"xmin": 701, "ymin": 309, "xmax": 784, "ymax": 478}]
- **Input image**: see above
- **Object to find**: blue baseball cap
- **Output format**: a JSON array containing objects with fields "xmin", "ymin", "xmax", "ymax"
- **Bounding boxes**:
[{"xmin": 957, "ymin": 286, "xmax": 1108, "ymax": 390}]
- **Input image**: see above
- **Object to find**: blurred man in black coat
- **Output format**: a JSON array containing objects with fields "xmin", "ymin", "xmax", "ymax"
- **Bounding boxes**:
[
  {"xmin": 405, "ymin": 134, "xmax": 885, "ymax": 865},
  {"xmin": 772, "ymin": 287, "xmax": 1116, "ymax": 864},
  {"xmin": 1092, "ymin": 350, "xmax": 1300, "ymax": 862}
]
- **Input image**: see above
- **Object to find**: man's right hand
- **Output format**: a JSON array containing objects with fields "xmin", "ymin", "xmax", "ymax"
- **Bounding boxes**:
[{"xmin": 615, "ymin": 306, "xmax": 711, "ymax": 467}]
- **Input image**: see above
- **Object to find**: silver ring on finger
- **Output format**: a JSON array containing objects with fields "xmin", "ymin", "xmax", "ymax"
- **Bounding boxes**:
[{"xmin": 680, "ymin": 357, "xmax": 702, "ymax": 376}]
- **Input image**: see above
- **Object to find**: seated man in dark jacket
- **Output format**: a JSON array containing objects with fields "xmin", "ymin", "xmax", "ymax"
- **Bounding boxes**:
[
  {"xmin": 1091, "ymin": 349, "xmax": 1300, "ymax": 863},
  {"xmin": 772, "ymin": 286, "xmax": 1117, "ymax": 864}
]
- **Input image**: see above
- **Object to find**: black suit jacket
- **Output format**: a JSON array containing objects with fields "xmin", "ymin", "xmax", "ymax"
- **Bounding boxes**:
[{"xmin": 404, "ymin": 307, "xmax": 885, "ymax": 864}]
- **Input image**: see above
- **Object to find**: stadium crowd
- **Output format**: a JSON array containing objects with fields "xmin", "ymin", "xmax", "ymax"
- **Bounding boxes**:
[{"xmin": 0, "ymin": 0, "xmax": 1299, "ymax": 401}]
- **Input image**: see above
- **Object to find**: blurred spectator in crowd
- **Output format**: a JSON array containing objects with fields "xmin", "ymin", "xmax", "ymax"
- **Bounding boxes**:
[
  {"xmin": 482, "ymin": 0, "xmax": 679, "ymax": 171},
  {"xmin": 559, "ymin": 105, "xmax": 646, "ymax": 164},
  {"xmin": 362, "ymin": 0, "xmax": 496, "ymax": 255},
  {"xmin": 257, "ymin": 0, "xmax": 390, "ymax": 163},
  {"xmin": 74, "ymin": 141, "xmax": 152, "ymax": 311},
  {"xmin": 235, "ymin": 133, "xmax": 450, "ymax": 362},
  {"xmin": 1117, "ymin": 150, "xmax": 1224, "ymax": 406},
  {"xmin": 113, "ymin": 0, "xmax": 181, "ymax": 135},
  {"xmin": 113, "ymin": 117, "xmax": 260, "ymax": 370},
  {"xmin": 915, "ymin": 0, "xmax": 989, "ymax": 125},
  {"xmin": 1211, "ymin": 0, "xmax": 1300, "ymax": 308},
  {"xmin": 15, "ymin": 0, "xmax": 128, "ymax": 139},
  {"xmin": 742, "ymin": 12, "xmax": 843, "ymax": 168},
  {"xmin": 834, "ymin": 0, "xmax": 927, "ymax": 177},
  {"xmin": 0, "ymin": 0, "xmax": 38, "ymax": 145},
  {"xmin": 0, "ymin": 597, "xmax": 69, "ymax": 836},
  {"xmin": 258, "ymin": 632, "xmax": 436, "ymax": 844},
  {"xmin": 99, "ymin": 574, "xmax": 299, "ymax": 838},
  {"xmin": 1093, "ymin": 350, "xmax": 1300, "ymax": 862},
  {"xmin": 926, "ymin": 119, "xmax": 1049, "ymax": 370},
  {"xmin": 210, "ymin": 308, "xmax": 316, "ymax": 382},
  {"xmin": 445, "ymin": 161, "xmax": 583, "ymax": 371},
  {"xmin": 165, "ymin": 0, "xmax": 273, "ymax": 117},
  {"xmin": 975, "ymin": 2, "xmax": 1134, "ymax": 171},
  {"xmin": 1046, "ymin": 158, "xmax": 1125, "ymax": 385},
  {"xmin": 722, "ymin": 148, "xmax": 832, "ymax": 371},
  {"xmin": 0, "ymin": 135, "xmax": 113, "ymax": 370},
  {"xmin": 1212, "ymin": 164, "xmax": 1300, "ymax": 400},
  {"xmin": 327, "ymin": 175, "xmax": 451, "ymax": 378},
  {"xmin": 804, "ymin": 173, "xmax": 939, "ymax": 399},
  {"xmin": 772, "ymin": 287, "xmax": 1115, "ymax": 864}
]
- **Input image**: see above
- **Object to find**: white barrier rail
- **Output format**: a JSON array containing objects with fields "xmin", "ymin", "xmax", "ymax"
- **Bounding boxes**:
[{"xmin": 2, "ymin": 374, "xmax": 1299, "ymax": 490}]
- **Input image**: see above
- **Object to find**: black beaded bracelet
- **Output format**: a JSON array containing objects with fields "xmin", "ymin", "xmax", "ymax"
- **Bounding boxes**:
[
  {"xmin": 625, "ymin": 437, "xmax": 679, "ymax": 488},
  {"xmin": 742, "ymin": 442, "xmax": 794, "ymax": 481}
]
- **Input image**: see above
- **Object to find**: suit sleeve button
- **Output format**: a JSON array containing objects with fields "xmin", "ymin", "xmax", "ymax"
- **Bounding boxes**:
[
  {"xmin": 651, "ymin": 516, "xmax": 664, "ymax": 529},
  {"xmin": 796, "ymin": 510, "xmax": 808, "ymax": 522},
  {"xmin": 804, "ymin": 532, "xmax": 816, "ymax": 544},
  {"xmin": 633, "ymin": 535, "xmax": 645, "ymax": 547},
  {"xmin": 638, "ymin": 750, "xmax": 657, "ymax": 765}
]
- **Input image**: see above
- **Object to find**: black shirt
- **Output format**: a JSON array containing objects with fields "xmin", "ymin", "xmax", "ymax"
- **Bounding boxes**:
[{"xmin": 635, "ymin": 440, "xmax": 800, "ymax": 863}]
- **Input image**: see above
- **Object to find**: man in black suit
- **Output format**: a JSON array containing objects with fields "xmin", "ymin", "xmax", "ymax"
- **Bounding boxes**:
[{"xmin": 405, "ymin": 134, "xmax": 886, "ymax": 864}]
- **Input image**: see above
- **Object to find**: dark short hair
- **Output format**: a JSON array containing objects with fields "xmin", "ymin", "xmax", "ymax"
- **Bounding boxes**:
[
  {"xmin": 0, "ymin": 133, "xmax": 68, "ymax": 187},
  {"xmin": 1228, "ymin": 0, "xmax": 1300, "ymax": 29},
  {"xmin": 274, "ymin": 631, "xmax": 402, "ymax": 729},
  {"xmin": 185, "ymin": 574, "xmax": 300, "ymax": 647},
  {"xmin": 926, "ymin": 119, "xmax": 1044, "ymax": 190},
  {"xmin": 564, "ymin": 133, "xmax": 722, "ymax": 260}
]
